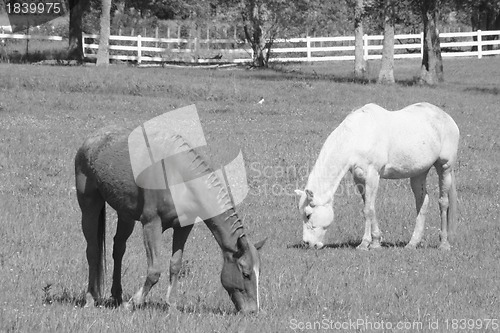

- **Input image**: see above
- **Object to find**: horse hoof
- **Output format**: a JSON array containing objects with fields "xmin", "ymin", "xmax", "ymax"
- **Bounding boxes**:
[
  {"xmin": 83, "ymin": 294, "xmax": 96, "ymax": 308},
  {"xmin": 109, "ymin": 296, "xmax": 122, "ymax": 308},
  {"xmin": 439, "ymin": 242, "xmax": 451, "ymax": 251},
  {"xmin": 369, "ymin": 241, "xmax": 382, "ymax": 249},
  {"xmin": 356, "ymin": 244, "xmax": 369, "ymax": 251},
  {"xmin": 167, "ymin": 302, "xmax": 179, "ymax": 313},
  {"xmin": 123, "ymin": 301, "xmax": 135, "ymax": 311}
]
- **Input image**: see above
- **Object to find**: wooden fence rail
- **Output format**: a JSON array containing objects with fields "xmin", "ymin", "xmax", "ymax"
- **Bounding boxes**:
[
  {"xmin": 2, "ymin": 30, "xmax": 500, "ymax": 64},
  {"xmin": 81, "ymin": 30, "xmax": 500, "ymax": 63}
]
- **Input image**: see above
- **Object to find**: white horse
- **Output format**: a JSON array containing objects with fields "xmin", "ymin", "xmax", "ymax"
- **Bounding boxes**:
[{"xmin": 295, "ymin": 102, "xmax": 459, "ymax": 250}]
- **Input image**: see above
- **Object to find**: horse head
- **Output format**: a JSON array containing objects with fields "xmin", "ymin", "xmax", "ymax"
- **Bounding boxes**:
[
  {"xmin": 294, "ymin": 189, "xmax": 334, "ymax": 249},
  {"xmin": 220, "ymin": 235, "xmax": 266, "ymax": 313}
]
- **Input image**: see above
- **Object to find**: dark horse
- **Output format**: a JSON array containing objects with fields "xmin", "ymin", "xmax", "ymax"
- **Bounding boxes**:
[{"xmin": 75, "ymin": 125, "xmax": 265, "ymax": 313}]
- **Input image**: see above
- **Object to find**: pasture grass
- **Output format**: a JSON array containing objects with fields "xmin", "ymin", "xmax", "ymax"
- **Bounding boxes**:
[{"xmin": 0, "ymin": 57, "xmax": 499, "ymax": 332}]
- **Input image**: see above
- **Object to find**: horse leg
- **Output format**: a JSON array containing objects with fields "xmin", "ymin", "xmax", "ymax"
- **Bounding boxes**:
[
  {"xmin": 110, "ymin": 214, "xmax": 135, "ymax": 306},
  {"xmin": 125, "ymin": 215, "xmax": 163, "ymax": 309},
  {"xmin": 354, "ymin": 168, "xmax": 381, "ymax": 250},
  {"xmin": 406, "ymin": 170, "xmax": 430, "ymax": 249},
  {"xmin": 166, "ymin": 225, "xmax": 193, "ymax": 308},
  {"xmin": 76, "ymin": 174, "xmax": 106, "ymax": 308},
  {"xmin": 436, "ymin": 164, "xmax": 454, "ymax": 250}
]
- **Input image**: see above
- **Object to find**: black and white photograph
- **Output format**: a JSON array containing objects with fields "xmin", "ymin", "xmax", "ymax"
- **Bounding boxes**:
[{"xmin": 1, "ymin": 0, "xmax": 499, "ymax": 331}]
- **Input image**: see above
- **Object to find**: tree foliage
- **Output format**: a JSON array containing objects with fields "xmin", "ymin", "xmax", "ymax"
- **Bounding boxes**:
[
  {"xmin": 214, "ymin": 0, "xmax": 341, "ymax": 66},
  {"xmin": 454, "ymin": 0, "xmax": 500, "ymax": 30},
  {"xmin": 67, "ymin": 0, "xmax": 497, "ymax": 69}
]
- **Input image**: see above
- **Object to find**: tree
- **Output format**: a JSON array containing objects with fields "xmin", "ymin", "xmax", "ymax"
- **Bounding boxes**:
[
  {"xmin": 354, "ymin": 0, "xmax": 366, "ymax": 78},
  {"xmin": 68, "ymin": 0, "xmax": 90, "ymax": 61},
  {"xmin": 240, "ymin": 0, "xmax": 269, "ymax": 67},
  {"xmin": 455, "ymin": 0, "xmax": 500, "ymax": 31},
  {"xmin": 455, "ymin": 0, "xmax": 500, "ymax": 51},
  {"xmin": 96, "ymin": 0, "xmax": 111, "ymax": 66},
  {"xmin": 239, "ymin": 0, "xmax": 303, "ymax": 67},
  {"xmin": 237, "ymin": 0, "xmax": 326, "ymax": 67},
  {"xmin": 419, "ymin": 0, "xmax": 443, "ymax": 85},
  {"xmin": 378, "ymin": 0, "xmax": 395, "ymax": 84}
]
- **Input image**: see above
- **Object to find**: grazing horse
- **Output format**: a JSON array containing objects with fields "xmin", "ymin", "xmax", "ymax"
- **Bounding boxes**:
[
  {"xmin": 75, "ymin": 125, "xmax": 265, "ymax": 313},
  {"xmin": 295, "ymin": 102, "xmax": 459, "ymax": 250}
]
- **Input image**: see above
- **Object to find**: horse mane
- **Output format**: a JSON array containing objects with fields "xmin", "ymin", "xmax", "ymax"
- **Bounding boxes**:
[
  {"xmin": 170, "ymin": 134, "xmax": 245, "ymax": 236},
  {"xmin": 306, "ymin": 111, "xmax": 360, "ymax": 204}
]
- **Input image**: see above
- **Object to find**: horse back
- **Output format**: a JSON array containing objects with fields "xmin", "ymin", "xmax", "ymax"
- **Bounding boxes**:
[
  {"xmin": 75, "ymin": 126, "xmax": 214, "ymax": 226},
  {"xmin": 349, "ymin": 103, "xmax": 459, "ymax": 178},
  {"xmin": 75, "ymin": 126, "xmax": 150, "ymax": 221}
]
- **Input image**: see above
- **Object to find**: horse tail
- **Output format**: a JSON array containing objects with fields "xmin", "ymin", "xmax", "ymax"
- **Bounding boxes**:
[
  {"xmin": 447, "ymin": 170, "xmax": 458, "ymax": 242},
  {"xmin": 96, "ymin": 204, "xmax": 106, "ymax": 298}
]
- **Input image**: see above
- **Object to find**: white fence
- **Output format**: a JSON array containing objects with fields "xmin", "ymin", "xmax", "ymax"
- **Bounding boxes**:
[
  {"xmin": 0, "ymin": 33, "xmax": 63, "ymax": 42},
  {"xmin": 2, "ymin": 30, "xmax": 500, "ymax": 64},
  {"xmin": 81, "ymin": 30, "xmax": 500, "ymax": 64}
]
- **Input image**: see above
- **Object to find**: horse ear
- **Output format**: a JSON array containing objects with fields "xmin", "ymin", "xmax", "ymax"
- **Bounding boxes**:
[
  {"xmin": 294, "ymin": 189, "xmax": 305, "ymax": 196},
  {"xmin": 254, "ymin": 238, "xmax": 267, "ymax": 251},
  {"xmin": 235, "ymin": 235, "xmax": 249, "ymax": 258},
  {"xmin": 305, "ymin": 189, "xmax": 314, "ymax": 201}
]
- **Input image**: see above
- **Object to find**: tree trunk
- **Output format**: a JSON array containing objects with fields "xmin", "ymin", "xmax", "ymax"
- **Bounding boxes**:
[
  {"xmin": 419, "ymin": 0, "xmax": 443, "ymax": 85},
  {"xmin": 68, "ymin": 0, "xmax": 89, "ymax": 62},
  {"xmin": 354, "ymin": 0, "xmax": 366, "ymax": 78},
  {"xmin": 378, "ymin": 0, "xmax": 395, "ymax": 84},
  {"xmin": 96, "ymin": 0, "xmax": 111, "ymax": 66},
  {"xmin": 242, "ymin": 0, "xmax": 268, "ymax": 67}
]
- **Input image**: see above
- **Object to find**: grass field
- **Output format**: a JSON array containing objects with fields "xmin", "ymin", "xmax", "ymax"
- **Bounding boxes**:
[{"xmin": 0, "ymin": 57, "xmax": 499, "ymax": 332}]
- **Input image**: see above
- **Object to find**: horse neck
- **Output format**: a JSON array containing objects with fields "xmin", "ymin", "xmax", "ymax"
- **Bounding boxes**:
[
  {"xmin": 204, "ymin": 208, "xmax": 244, "ymax": 254},
  {"xmin": 306, "ymin": 126, "xmax": 353, "ymax": 204},
  {"xmin": 176, "ymin": 143, "xmax": 244, "ymax": 254}
]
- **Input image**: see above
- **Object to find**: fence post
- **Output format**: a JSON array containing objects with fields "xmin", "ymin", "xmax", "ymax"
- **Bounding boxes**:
[
  {"xmin": 194, "ymin": 36, "xmax": 198, "ymax": 62},
  {"xmin": 177, "ymin": 25, "xmax": 181, "ymax": 53},
  {"xmin": 363, "ymin": 34, "xmax": 368, "ymax": 60},
  {"xmin": 420, "ymin": 32, "xmax": 424, "ymax": 59},
  {"xmin": 477, "ymin": 30, "xmax": 482, "ymax": 59},
  {"xmin": 207, "ymin": 26, "xmax": 210, "ymax": 51},
  {"xmin": 137, "ymin": 35, "xmax": 142, "ymax": 64},
  {"xmin": 81, "ymin": 33, "xmax": 85, "ymax": 58},
  {"xmin": 167, "ymin": 26, "xmax": 170, "ymax": 50},
  {"xmin": 155, "ymin": 27, "xmax": 159, "ymax": 48},
  {"xmin": 306, "ymin": 36, "xmax": 311, "ymax": 62}
]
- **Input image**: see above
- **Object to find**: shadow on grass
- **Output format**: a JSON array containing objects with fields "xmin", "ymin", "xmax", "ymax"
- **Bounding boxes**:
[
  {"xmin": 42, "ymin": 284, "xmax": 127, "ymax": 309},
  {"xmin": 129, "ymin": 300, "xmax": 236, "ymax": 316},
  {"xmin": 380, "ymin": 240, "xmax": 409, "ymax": 248},
  {"xmin": 286, "ymin": 240, "xmax": 360, "ymax": 249},
  {"xmin": 288, "ymin": 239, "xmax": 409, "ymax": 250},
  {"xmin": 177, "ymin": 303, "xmax": 236, "ymax": 316},
  {"xmin": 244, "ymin": 65, "xmax": 421, "ymax": 87},
  {"xmin": 42, "ymin": 284, "xmax": 86, "ymax": 307},
  {"xmin": 42, "ymin": 285, "xmax": 235, "ymax": 315},
  {"xmin": 463, "ymin": 87, "xmax": 500, "ymax": 95}
]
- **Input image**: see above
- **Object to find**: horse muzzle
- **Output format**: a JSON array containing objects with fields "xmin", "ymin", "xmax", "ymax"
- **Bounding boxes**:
[
  {"xmin": 231, "ymin": 292, "xmax": 259, "ymax": 314},
  {"xmin": 301, "ymin": 240, "xmax": 324, "ymax": 249}
]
